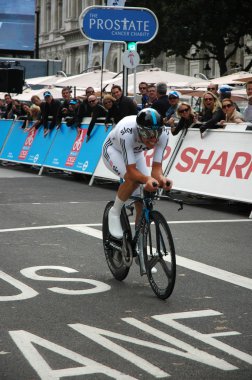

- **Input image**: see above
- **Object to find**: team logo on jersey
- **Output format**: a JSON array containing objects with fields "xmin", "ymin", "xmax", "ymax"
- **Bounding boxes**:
[{"xmin": 120, "ymin": 127, "xmax": 133, "ymax": 135}]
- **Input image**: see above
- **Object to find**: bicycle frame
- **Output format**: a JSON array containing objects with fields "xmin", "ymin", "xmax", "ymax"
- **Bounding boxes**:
[{"xmin": 126, "ymin": 191, "xmax": 156, "ymax": 258}]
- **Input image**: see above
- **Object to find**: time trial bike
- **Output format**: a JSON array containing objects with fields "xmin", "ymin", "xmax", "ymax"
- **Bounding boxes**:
[{"xmin": 102, "ymin": 185, "xmax": 182, "ymax": 300}]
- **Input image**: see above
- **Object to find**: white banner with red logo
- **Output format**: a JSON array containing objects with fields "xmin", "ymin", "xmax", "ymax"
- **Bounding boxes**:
[{"xmin": 167, "ymin": 129, "xmax": 252, "ymax": 203}]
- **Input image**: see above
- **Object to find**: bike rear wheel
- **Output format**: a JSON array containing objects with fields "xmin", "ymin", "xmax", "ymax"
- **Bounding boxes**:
[
  {"xmin": 143, "ymin": 210, "xmax": 176, "ymax": 300},
  {"xmin": 102, "ymin": 201, "xmax": 130, "ymax": 281}
]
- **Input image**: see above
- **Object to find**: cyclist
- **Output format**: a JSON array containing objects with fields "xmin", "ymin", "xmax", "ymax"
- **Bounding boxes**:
[{"xmin": 102, "ymin": 108, "xmax": 173, "ymax": 239}]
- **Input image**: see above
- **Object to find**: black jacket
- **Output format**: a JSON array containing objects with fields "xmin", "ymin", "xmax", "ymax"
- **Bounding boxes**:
[
  {"xmin": 87, "ymin": 104, "xmax": 107, "ymax": 136},
  {"xmin": 38, "ymin": 98, "xmax": 62, "ymax": 129},
  {"xmin": 200, "ymin": 107, "xmax": 225, "ymax": 130},
  {"xmin": 105, "ymin": 95, "xmax": 138, "ymax": 125},
  {"xmin": 171, "ymin": 115, "xmax": 195, "ymax": 136},
  {"xmin": 151, "ymin": 95, "xmax": 169, "ymax": 118}
]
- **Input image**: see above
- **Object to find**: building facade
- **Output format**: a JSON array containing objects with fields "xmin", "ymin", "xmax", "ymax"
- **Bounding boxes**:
[
  {"xmin": 38, "ymin": 0, "xmax": 122, "ymax": 75},
  {"xmin": 37, "ymin": 0, "xmax": 252, "ymax": 78}
]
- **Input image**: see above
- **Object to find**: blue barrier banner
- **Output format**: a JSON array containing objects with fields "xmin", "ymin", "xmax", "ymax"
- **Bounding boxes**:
[
  {"xmin": 0, "ymin": 121, "xmax": 57, "ymax": 166},
  {"xmin": 43, "ymin": 122, "xmax": 112, "ymax": 174},
  {"xmin": 0, "ymin": 119, "xmax": 15, "ymax": 152}
]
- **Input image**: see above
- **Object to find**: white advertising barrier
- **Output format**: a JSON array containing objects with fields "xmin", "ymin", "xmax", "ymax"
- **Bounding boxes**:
[
  {"xmin": 166, "ymin": 128, "xmax": 252, "ymax": 204},
  {"xmin": 91, "ymin": 129, "xmax": 182, "ymax": 184}
]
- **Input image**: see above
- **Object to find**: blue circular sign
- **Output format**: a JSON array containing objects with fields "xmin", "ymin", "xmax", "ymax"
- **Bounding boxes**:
[{"xmin": 79, "ymin": 6, "xmax": 159, "ymax": 44}]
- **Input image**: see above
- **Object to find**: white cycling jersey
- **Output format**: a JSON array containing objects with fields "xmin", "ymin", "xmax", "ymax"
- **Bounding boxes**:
[{"xmin": 103, "ymin": 115, "xmax": 169, "ymax": 170}]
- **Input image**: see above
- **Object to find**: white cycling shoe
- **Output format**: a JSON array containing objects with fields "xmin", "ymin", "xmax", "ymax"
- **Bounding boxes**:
[{"xmin": 108, "ymin": 209, "xmax": 123, "ymax": 239}]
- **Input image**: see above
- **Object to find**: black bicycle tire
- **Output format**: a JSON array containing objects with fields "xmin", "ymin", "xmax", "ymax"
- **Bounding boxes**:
[
  {"xmin": 102, "ymin": 201, "xmax": 130, "ymax": 281},
  {"xmin": 142, "ymin": 210, "xmax": 176, "ymax": 300}
]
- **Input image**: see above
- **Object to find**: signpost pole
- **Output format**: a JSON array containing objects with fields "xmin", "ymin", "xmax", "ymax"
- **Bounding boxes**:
[
  {"xmin": 134, "ymin": 67, "xmax": 136, "ymax": 100},
  {"xmin": 123, "ymin": 65, "xmax": 128, "ymax": 96}
]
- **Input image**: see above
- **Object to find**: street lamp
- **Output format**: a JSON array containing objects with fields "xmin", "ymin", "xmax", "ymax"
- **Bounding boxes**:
[{"xmin": 204, "ymin": 62, "xmax": 211, "ymax": 74}]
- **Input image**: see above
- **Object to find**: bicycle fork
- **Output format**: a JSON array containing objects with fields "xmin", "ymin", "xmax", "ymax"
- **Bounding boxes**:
[{"xmin": 137, "ymin": 232, "xmax": 147, "ymax": 276}]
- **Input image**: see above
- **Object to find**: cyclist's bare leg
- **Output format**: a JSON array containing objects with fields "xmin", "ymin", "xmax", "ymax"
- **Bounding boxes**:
[{"xmin": 108, "ymin": 178, "xmax": 139, "ymax": 239}]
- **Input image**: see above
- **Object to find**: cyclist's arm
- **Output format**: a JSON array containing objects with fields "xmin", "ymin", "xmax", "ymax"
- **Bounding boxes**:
[
  {"xmin": 151, "ymin": 162, "xmax": 173, "ymax": 191},
  {"xmin": 125, "ymin": 164, "xmax": 152, "ymax": 184}
]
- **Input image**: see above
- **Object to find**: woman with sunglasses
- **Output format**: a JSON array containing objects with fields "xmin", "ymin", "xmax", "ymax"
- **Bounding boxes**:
[
  {"xmin": 102, "ymin": 108, "xmax": 173, "ymax": 239},
  {"xmin": 170, "ymin": 102, "xmax": 196, "ymax": 136},
  {"xmin": 199, "ymin": 91, "xmax": 224, "ymax": 133},
  {"xmin": 219, "ymin": 99, "xmax": 244, "ymax": 126}
]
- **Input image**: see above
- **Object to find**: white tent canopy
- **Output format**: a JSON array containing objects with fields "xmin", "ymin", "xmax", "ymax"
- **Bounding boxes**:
[
  {"xmin": 178, "ymin": 87, "xmax": 247, "ymax": 101},
  {"xmin": 102, "ymin": 68, "xmax": 203, "ymax": 94},
  {"xmin": 54, "ymin": 69, "xmax": 118, "ymax": 91},
  {"xmin": 13, "ymin": 87, "xmax": 84, "ymax": 102},
  {"xmin": 188, "ymin": 71, "xmax": 252, "ymax": 88},
  {"xmin": 25, "ymin": 72, "xmax": 67, "ymax": 86}
]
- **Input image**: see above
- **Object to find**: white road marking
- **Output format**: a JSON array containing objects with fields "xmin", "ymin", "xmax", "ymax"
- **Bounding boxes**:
[
  {"xmin": 0, "ymin": 222, "xmax": 251, "ymax": 291},
  {"xmin": 68, "ymin": 226, "xmax": 252, "ymax": 291},
  {"xmin": 0, "ymin": 218, "xmax": 251, "ymax": 233}
]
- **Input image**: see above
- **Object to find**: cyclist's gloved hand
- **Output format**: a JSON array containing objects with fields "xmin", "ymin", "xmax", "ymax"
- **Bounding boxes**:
[
  {"xmin": 144, "ymin": 177, "xmax": 159, "ymax": 192},
  {"xmin": 160, "ymin": 177, "xmax": 173, "ymax": 191}
]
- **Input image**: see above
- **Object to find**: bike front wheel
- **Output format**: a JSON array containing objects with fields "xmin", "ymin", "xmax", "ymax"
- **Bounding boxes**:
[
  {"xmin": 102, "ymin": 201, "xmax": 130, "ymax": 281},
  {"xmin": 143, "ymin": 210, "xmax": 176, "ymax": 300}
]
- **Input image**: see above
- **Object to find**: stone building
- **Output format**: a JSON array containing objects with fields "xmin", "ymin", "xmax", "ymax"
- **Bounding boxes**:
[
  {"xmin": 38, "ymin": 0, "xmax": 122, "ymax": 75},
  {"xmin": 37, "ymin": 0, "xmax": 252, "ymax": 78}
]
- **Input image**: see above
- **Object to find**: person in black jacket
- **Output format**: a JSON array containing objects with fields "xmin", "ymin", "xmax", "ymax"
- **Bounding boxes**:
[
  {"xmin": 105, "ymin": 85, "xmax": 138, "ymax": 125},
  {"xmin": 63, "ymin": 98, "xmax": 86, "ymax": 136},
  {"xmin": 151, "ymin": 82, "xmax": 169, "ymax": 118},
  {"xmin": 2, "ymin": 93, "xmax": 13, "ymax": 119},
  {"xmin": 33, "ymin": 91, "xmax": 62, "ymax": 136},
  {"xmin": 86, "ymin": 95, "xmax": 107, "ymax": 142}
]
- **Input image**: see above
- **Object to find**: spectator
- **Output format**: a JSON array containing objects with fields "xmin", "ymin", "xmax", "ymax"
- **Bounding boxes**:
[
  {"xmin": 207, "ymin": 83, "xmax": 219, "ymax": 97},
  {"xmin": 219, "ymin": 99, "xmax": 244, "ymax": 126},
  {"xmin": 77, "ymin": 86, "xmax": 95, "ymax": 117},
  {"xmin": 138, "ymin": 81, "xmax": 149, "ymax": 109},
  {"xmin": 243, "ymin": 80, "xmax": 252, "ymax": 123},
  {"xmin": 7, "ymin": 99, "xmax": 23, "ymax": 119},
  {"xmin": 219, "ymin": 85, "xmax": 240, "ymax": 111},
  {"xmin": 151, "ymin": 82, "xmax": 169, "ymax": 118},
  {"xmin": 0, "ymin": 98, "xmax": 6, "ymax": 118},
  {"xmin": 170, "ymin": 102, "xmax": 196, "ymax": 135},
  {"xmin": 30, "ymin": 105, "xmax": 41, "ymax": 121},
  {"xmin": 144, "ymin": 84, "xmax": 157, "ymax": 107},
  {"xmin": 199, "ymin": 91, "xmax": 225, "ymax": 133},
  {"xmin": 86, "ymin": 95, "xmax": 107, "ymax": 142},
  {"xmin": 2, "ymin": 94, "xmax": 12, "ymax": 118},
  {"xmin": 33, "ymin": 91, "xmax": 62, "ymax": 136},
  {"xmin": 19, "ymin": 103, "xmax": 33, "ymax": 129},
  {"xmin": 61, "ymin": 99, "xmax": 83, "ymax": 134},
  {"xmin": 31, "ymin": 95, "xmax": 42, "ymax": 108},
  {"xmin": 60, "ymin": 86, "xmax": 72, "ymax": 117},
  {"xmin": 164, "ymin": 91, "xmax": 180, "ymax": 126},
  {"xmin": 105, "ymin": 85, "xmax": 138, "ymax": 125},
  {"xmin": 57, "ymin": 92, "xmax": 77, "ymax": 127},
  {"xmin": 102, "ymin": 94, "xmax": 116, "ymax": 129}
]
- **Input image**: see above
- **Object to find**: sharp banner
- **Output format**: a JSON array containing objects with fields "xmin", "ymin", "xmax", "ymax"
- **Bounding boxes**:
[{"xmin": 167, "ymin": 129, "xmax": 252, "ymax": 204}]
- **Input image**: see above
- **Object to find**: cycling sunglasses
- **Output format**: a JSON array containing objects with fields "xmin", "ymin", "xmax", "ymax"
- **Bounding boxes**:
[{"xmin": 138, "ymin": 127, "xmax": 163, "ymax": 139}]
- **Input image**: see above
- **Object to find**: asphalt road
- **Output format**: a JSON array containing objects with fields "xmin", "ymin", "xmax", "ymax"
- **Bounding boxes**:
[{"xmin": 0, "ymin": 165, "xmax": 251, "ymax": 380}]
